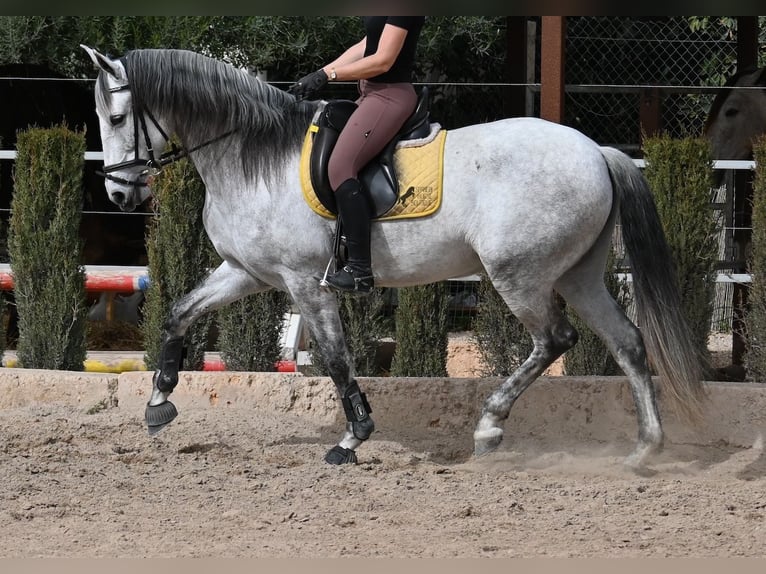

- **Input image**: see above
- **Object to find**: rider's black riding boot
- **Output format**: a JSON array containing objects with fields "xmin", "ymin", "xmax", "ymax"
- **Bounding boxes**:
[{"xmin": 325, "ymin": 178, "xmax": 374, "ymax": 294}]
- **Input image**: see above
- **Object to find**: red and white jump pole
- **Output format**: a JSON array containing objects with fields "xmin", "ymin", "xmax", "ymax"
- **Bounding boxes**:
[{"xmin": 0, "ymin": 264, "xmax": 298, "ymax": 373}]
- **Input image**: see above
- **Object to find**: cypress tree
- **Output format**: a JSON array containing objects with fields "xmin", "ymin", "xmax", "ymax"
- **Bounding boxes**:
[
  {"xmin": 473, "ymin": 274, "xmax": 533, "ymax": 376},
  {"xmin": 217, "ymin": 290, "xmax": 291, "ymax": 371},
  {"xmin": 8, "ymin": 125, "xmax": 87, "ymax": 369},
  {"xmin": 744, "ymin": 136, "xmax": 766, "ymax": 381},
  {"xmin": 307, "ymin": 288, "xmax": 389, "ymax": 376},
  {"xmin": 142, "ymin": 157, "xmax": 216, "ymax": 371},
  {"xmin": 389, "ymin": 283, "xmax": 449, "ymax": 377},
  {"xmin": 643, "ymin": 135, "xmax": 718, "ymax": 370},
  {"xmin": 563, "ymin": 247, "xmax": 631, "ymax": 375}
]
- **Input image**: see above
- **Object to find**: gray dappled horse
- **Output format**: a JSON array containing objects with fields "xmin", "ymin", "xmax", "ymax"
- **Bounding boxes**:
[{"xmin": 83, "ymin": 46, "xmax": 706, "ymax": 469}]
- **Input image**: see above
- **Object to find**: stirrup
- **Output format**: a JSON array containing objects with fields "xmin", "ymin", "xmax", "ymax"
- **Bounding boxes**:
[{"xmin": 324, "ymin": 265, "xmax": 374, "ymax": 294}]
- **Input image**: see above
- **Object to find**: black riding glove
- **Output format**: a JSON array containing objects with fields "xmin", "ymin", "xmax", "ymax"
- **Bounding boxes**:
[{"xmin": 288, "ymin": 69, "xmax": 328, "ymax": 101}]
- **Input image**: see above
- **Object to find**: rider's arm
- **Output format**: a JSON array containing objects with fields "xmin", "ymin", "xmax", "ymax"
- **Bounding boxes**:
[
  {"xmin": 322, "ymin": 24, "xmax": 408, "ymax": 81},
  {"xmin": 325, "ymin": 37, "xmax": 367, "ymax": 70}
]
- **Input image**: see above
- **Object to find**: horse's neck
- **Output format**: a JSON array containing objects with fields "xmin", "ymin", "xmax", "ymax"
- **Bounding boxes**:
[{"xmin": 190, "ymin": 139, "xmax": 301, "ymax": 204}]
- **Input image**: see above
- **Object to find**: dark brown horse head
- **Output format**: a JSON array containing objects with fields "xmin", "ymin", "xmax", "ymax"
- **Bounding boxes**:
[{"xmin": 705, "ymin": 67, "xmax": 766, "ymax": 161}]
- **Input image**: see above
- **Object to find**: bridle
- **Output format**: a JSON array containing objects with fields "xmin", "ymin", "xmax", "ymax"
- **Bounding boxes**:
[{"xmin": 98, "ymin": 82, "xmax": 235, "ymax": 188}]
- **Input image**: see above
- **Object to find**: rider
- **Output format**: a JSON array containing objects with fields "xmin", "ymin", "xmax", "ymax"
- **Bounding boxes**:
[{"xmin": 289, "ymin": 16, "xmax": 426, "ymax": 294}]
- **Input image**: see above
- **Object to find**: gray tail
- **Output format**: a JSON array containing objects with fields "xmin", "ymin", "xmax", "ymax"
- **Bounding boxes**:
[{"xmin": 600, "ymin": 146, "xmax": 707, "ymax": 423}]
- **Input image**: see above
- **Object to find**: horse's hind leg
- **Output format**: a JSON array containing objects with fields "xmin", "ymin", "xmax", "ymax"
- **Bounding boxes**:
[
  {"xmin": 556, "ymin": 278, "xmax": 663, "ymax": 468},
  {"xmin": 146, "ymin": 261, "xmax": 267, "ymax": 434},
  {"xmin": 474, "ymin": 289, "xmax": 578, "ymax": 456}
]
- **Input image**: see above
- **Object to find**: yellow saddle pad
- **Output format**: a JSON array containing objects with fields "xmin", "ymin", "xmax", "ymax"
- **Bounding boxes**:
[{"xmin": 299, "ymin": 125, "xmax": 447, "ymax": 220}]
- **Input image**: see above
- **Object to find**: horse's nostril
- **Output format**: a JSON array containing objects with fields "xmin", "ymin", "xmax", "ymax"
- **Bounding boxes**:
[{"xmin": 111, "ymin": 191, "xmax": 125, "ymax": 205}]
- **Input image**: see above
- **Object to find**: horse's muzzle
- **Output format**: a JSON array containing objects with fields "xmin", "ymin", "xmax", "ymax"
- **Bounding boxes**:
[{"xmin": 109, "ymin": 190, "xmax": 132, "ymax": 211}]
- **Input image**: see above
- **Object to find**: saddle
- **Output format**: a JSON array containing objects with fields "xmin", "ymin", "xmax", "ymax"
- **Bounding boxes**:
[{"xmin": 309, "ymin": 86, "xmax": 432, "ymax": 218}]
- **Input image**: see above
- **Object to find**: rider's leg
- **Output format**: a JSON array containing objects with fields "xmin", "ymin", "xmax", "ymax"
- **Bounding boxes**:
[
  {"xmin": 323, "ymin": 81, "xmax": 416, "ymax": 294},
  {"xmin": 324, "ymin": 178, "xmax": 374, "ymax": 293}
]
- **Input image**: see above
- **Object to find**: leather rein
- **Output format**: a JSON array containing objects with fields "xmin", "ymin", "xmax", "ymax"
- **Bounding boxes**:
[{"xmin": 98, "ymin": 83, "xmax": 235, "ymax": 188}]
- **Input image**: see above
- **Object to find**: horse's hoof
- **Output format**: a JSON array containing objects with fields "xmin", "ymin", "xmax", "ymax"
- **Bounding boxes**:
[
  {"xmin": 473, "ymin": 428, "xmax": 504, "ymax": 457},
  {"xmin": 325, "ymin": 445, "xmax": 358, "ymax": 465},
  {"xmin": 623, "ymin": 441, "xmax": 662, "ymax": 474},
  {"xmin": 145, "ymin": 400, "xmax": 178, "ymax": 435}
]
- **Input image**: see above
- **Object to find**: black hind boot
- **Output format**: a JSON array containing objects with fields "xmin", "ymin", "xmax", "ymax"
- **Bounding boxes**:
[{"xmin": 325, "ymin": 178, "xmax": 374, "ymax": 294}]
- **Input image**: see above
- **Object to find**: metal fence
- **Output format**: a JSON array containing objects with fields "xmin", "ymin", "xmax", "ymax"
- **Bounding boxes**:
[{"xmin": 563, "ymin": 17, "xmax": 740, "ymax": 154}]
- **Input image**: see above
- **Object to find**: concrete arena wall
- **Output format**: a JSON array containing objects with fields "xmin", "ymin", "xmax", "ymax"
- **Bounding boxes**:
[{"xmin": 0, "ymin": 370, "xmax": 763, "ymax": 452}]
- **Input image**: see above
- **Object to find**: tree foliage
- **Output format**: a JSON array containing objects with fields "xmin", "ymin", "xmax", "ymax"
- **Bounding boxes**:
[
  {"xmin": 307, "ymin": 288, "xmax": 391, "ymax": 377},
  {"xmin": 8, "ymin": 125, "xmax": 87, "ymax": 370},
  {"xmin": 642, "ymin": 135, "xmax": 718, "ymax": 370},
  {"xmin": 390, "ymin": 283, "xmax": 449, "ymax": 377},
  {"xmin": 217, "ymin": 291, "xmax": 291, "ymax": 372},
  {"xmin": 141, "ymin": 157, "xmax": 216, "ymax": 371},
  {"xmin": 563, "ymin": 248, "xmax": 632, "ymax": 376},
  {"xmin": 473, "ymin": 274, "xmax": 533, "ymax": 377},
  {"xmin": 745, "ymin": 136, "xmax": 766, "ymax": 381},
  {"xmin": 0, "ymin": 16, "xmax": 506, "ymax": 81}
]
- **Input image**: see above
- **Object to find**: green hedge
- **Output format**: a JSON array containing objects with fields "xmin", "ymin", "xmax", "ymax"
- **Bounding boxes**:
[
  {"xmin": 8, "ymin": 125, "xmax": 87, "ymax": 370},
  {"xmin": 306, "ymin": 288, "xmax": 390, "ymax": 377},
  {"xmin": 642, "ymin": 135, "xmax": 718, "ymax": 369},
  {"xmin": 141, "ymin": 158, "xmax": 216, "ymax": 371},
  {"xmin": 563, "ymin": 247, "xmax": 631, "ymax": 375},
  {"xmin": 389, "ymin": 283, "xmax": 449, "ymax": 377},
  {"xmin": 745, "ymin": 136, "xmax": 766, "ymax": 381},
  {"xmin": 0, "ymin": 134, "xmax": 4, "ymax": 357},
  {"xmin": 217, "ymin": 291, "xmax": 290, "ymax": 371},
  {"xmin": 473, "ymin": 274, "xmax": 533, "ymax": 376}
]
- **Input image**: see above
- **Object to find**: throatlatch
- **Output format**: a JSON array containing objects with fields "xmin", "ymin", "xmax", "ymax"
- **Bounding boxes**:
[{"xmin": 324, "ymin": 380, "xmax": 375, "ymax": 465}]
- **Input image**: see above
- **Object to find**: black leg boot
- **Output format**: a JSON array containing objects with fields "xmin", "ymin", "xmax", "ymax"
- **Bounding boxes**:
[{"xmin": 325, "ymin": 178, "xmax": 374, "ymax": 294}]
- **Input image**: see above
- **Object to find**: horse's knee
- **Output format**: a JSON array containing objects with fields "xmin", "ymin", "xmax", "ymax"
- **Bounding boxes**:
[{"xmin": 551, "ymin": 320, "xmax": 579, "ymax": 355}]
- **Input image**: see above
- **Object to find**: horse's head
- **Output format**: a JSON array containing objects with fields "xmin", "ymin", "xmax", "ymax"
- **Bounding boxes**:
[
  {"xmin": 704, "ymin": 67, "xmax": 766, "ymax": 163},
  {"xmin": 82, "ymin": 45, "xmax": 165, "ymax": 212}
]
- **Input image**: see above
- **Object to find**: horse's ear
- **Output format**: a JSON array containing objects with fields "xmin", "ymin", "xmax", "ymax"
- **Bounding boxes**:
[{"xmin": 81, "ymin": 44, "xmax": 122, "ymax": 79}]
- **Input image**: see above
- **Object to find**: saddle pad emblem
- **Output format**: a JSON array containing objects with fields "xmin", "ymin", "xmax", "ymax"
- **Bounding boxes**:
[{"xmin": 299, "ymin": 127, "xmax": 447, "ymax": 220}]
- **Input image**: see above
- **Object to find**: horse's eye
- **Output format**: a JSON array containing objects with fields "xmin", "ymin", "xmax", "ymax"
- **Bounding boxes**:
[
  {"xmin": 110, "ymin": 114, "xmax": 126, "ymax": 126},
  {"xmin": 724, "ymin": 108, "xmax": 739, "ymax": 118}
]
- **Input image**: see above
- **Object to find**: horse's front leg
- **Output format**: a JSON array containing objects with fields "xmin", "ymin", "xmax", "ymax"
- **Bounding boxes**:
[
  {"xmin": 146, "ymin": 261, "xmax": 267, "ymax": 434},
  {"xmin": 289, "ymin": 284, "xmax": 374, "ymax": 465}
]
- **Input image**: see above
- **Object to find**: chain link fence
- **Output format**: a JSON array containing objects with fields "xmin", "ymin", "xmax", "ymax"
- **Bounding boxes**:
[{"xmin": 565, "ymin": 16, "xmax": 740, "ymax": 154}]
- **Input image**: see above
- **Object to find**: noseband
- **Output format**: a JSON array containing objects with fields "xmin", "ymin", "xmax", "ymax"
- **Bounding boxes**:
[{"xmin": 98, "ymin": 83, "xmax": 235, "ymax": 188}]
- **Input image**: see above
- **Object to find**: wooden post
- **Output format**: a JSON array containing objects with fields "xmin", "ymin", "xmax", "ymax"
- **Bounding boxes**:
[
  {"xmin": 503, "ymin": 16, "xmax": 528, "ymax": 118},
  {"xmin": 639, "ymin": 87, "xmax": 661, "ymax": 142},
  {"xmin": 540, "ymin": 16, "xmax": 565, "ymax": 123}
]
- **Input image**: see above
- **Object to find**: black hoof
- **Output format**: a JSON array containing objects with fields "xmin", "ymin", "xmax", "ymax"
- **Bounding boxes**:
[
  {"xmin": 325, "ymin": 445, "xmax": 358, "ymax": 465},
  {"xmin": 145, "ymin": 400, "xmax": 178, "ymax": 436}
]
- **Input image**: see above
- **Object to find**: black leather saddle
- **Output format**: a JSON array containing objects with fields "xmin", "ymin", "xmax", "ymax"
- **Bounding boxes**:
[{"xmin": 309, "ymin": 86, "xmax": 432, "ymax": 218}]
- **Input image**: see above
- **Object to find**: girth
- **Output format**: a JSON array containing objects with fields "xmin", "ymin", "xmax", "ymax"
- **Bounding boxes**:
[{"xmin": 309, "ymin": 86, "xmax": 431, "ymax": 218}]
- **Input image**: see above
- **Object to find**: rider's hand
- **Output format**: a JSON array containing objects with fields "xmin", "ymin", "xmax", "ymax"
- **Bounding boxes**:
[{"xmin": 288, "ymin": 69, "xmax": 329, "ymax": 101}]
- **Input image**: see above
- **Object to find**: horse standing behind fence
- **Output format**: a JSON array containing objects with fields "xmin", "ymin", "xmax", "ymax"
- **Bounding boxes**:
[
  {"xmin": 82, "ymin": 46, "xmax": 707, "ymax": 469},
  {"xmin": 704, "ymin": 66, "xmax": 766, "ymax": 161},
  {"xmin": 703, "ymin": 66, "xmax": 766, "ymax": 376}
]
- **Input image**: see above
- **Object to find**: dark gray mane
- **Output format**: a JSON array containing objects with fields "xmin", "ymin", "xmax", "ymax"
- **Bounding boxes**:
[{"xmin": 118, "ymin": 49, "xmax": 319, "ymax": 182}]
